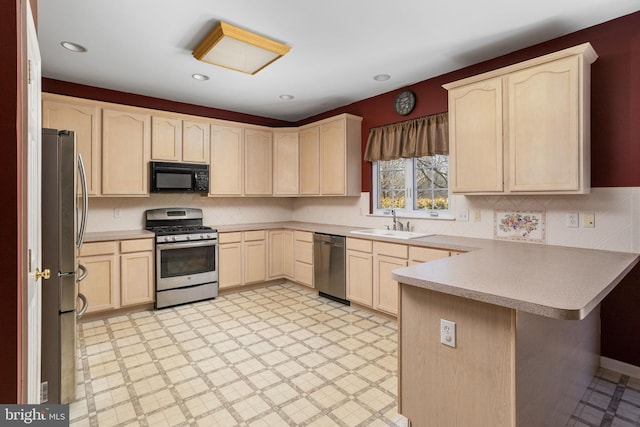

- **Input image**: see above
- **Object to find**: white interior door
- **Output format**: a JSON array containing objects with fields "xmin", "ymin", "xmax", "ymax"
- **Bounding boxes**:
[{"xmin": 26, "ymin": 1, "xmax": 43, "ymax": 404}]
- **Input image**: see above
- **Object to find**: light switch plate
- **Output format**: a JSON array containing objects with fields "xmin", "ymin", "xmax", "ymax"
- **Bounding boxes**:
[
  {"xmin": 440, "ymin": 319, "xmax": 456, "ymax": 348},
  {"xmin": 582, "ymin": 212, "xmax": 595, "ymax": 228},
  {"xmin": 457, "ymin": 209, "xmax": 469, "ymax": 222}
]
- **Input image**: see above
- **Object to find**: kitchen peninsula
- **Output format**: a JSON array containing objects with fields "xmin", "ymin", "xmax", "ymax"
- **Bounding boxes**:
[{"xmin": 392, "ymin": 237, "xmax": 639, "ymax": 427}]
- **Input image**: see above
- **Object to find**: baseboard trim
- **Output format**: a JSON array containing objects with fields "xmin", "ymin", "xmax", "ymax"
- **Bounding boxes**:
[{"xmin": 600, "ymin": 356, "xmax": 640, "ymax": 378}]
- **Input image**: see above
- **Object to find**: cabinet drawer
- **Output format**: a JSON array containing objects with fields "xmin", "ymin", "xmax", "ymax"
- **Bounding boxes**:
[
  {"xmin": 79, "ymin": 241, "xmax": 117, "ymax": 257},
  {"xmin": 295, "ymin": 240, "xmax": 313, "ymax": 264},
  {"xmin": 294, "ymin": 230, "xmax": 313, "ymax": 243},
  {"xmin": 409, "ymin": 246, "xmax": 450, "ymax": 263},
  {"xmin": 120, "ymin": 238, "xmax": 154, "ymax": 253},
  {"xmin": 347, "ymin": 238, "xmax": 372, "ymax": 253},
  {"xmin": 219, "ymin": 232, "xmax": 242, "ymax": 244},
  {"xmin": 244, "ymin": 230, "xmax": 266, "ymax": 241},
  {"xmin": 374, "ymin": 241, "xmax": 408, "ymax": 259}
]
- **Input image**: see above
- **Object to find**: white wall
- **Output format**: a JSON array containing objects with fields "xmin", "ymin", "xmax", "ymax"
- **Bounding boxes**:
[
  {"xmin": 291, "ymin": 188, "xmax": 640, "ymax": 253},
  {"xmin": 86, "ymin": 194, "xmax": 294, "ymax": 231},
  {"xmin": 86, "ymin": 187, "xmax": 640, "ymax": 253}
]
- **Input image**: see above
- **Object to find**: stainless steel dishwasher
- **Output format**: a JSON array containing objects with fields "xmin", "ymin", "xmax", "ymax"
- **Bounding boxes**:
[{"xmin": 313, "ymin": 233, "xmax": 349, "ymax": 305}]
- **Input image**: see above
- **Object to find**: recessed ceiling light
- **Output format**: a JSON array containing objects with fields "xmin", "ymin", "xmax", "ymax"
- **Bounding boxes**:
[
  {"xmin": 192, "ymin": 73, "xmax": 210, "ymax": 81},
  {"xmin": 60, "ymin": 41, "xmax": 87, "ymax": 53},
  {"xmin": 373, "ymin": 74, "xmax": 391, "ymax": 81},
  {"xmin": 279, "ymin": 94, "xmax": 294, "ymax": 100}
]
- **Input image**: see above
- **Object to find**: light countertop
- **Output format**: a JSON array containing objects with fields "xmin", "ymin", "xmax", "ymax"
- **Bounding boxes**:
[
  {"xmin": 86, "ymin": 222, "xmax": 639, "ymax": 321},
  {"xmin": 84, "ymin": 229, "xmax": 155, "ymax": 242},
  {"xmin": 392, "ymin": 238, "xmax": 638, "ymax": 320}
]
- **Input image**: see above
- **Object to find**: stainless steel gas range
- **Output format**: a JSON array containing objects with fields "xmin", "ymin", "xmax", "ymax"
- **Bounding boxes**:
[{"xmin": 145, "ymin": 208, "xmax": 218, "ymax": 308}]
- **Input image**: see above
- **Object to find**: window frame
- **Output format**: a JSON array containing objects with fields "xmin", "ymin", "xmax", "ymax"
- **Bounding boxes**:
[{"xmin": 372, "ymin": 155, "xmax": 451, "ymax": 219}]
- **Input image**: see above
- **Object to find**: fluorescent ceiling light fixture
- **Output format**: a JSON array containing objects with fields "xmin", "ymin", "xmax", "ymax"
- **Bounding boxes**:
[
  {"xmin": 60, "ymin": 41, "xmax": 87, "ymax": 53},
  {"xmin": 193, "ymin": 21, "xmax": 290, "ymax": 75}
]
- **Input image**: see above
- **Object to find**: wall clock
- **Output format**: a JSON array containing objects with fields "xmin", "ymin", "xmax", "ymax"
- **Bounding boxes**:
[{"xmin": 394, "ymin": 90, "xmax": 416, "ymax": 115}]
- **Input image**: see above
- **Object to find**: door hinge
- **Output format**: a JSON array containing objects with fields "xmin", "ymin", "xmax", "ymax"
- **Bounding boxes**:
[
  {"xmin": 27, "ymin": 59, "xmax": 31, "ymax": 85},
  {"xmin": 28, "ymin": 248, "xmax": 32, "ymax": 273}
]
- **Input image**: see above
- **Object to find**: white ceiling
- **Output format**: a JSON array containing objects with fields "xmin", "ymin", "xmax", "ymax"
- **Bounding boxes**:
[{"xmin": 37, "ymin": 0, "xmax": 640, "ymax": 122}]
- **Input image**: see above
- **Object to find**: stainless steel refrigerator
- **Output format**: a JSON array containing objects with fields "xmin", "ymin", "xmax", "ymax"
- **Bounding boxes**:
[{"xmin": 41, "ymin": 128, "xmax": 88, "ymax": 404}]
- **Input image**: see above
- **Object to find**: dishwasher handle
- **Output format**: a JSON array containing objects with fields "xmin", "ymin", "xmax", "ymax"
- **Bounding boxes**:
[{"xmin": 313, "ymin": 233, "xmax": 345, "ymax": 247}]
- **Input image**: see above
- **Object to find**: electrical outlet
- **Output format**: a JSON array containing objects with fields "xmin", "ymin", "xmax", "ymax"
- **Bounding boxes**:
[
  {"xmin": 472, "ymin": 209, "xmax": 481, "ymax": 222},
  {"xmin": 582, "ymin": 212, "xmax": 595, "ymax": 228},
  {"xmin": 113, "ymin": 208, "xmax": 122, "ymax": 218},
  {"xmin": 457, "ymin": 209, "xmax": 469, "ymax": 222},
  {"xmin": 440, "ymin": 319, "xmax": 456, "ymax": 348},
  {"xmin": 566, "ymin": 212, "xmax": 578, "ymax": 228}
]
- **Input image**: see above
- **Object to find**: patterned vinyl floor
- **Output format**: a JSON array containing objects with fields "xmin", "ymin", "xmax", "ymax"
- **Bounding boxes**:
[
  {"xmin": 569, "ymin": 368, "xmax": 640, "ymax": 427},
  {"xmin": 69, "ymin": 282, "xmax": 640, "ymax": 427},
  {"xmin": 70, "ymin": 283, "xmax": 406, "ymax": 426}
]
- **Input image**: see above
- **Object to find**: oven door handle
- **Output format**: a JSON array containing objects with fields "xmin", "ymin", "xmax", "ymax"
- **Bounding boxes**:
[{"xmin": 157, "ymin": 240, "xmax": 217, "ymax": 250}]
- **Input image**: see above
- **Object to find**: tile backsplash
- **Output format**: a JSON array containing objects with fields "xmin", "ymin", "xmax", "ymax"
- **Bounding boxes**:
[{"xmin": 87, "ymin": 187, "xmax": 640, "ymax": 253}]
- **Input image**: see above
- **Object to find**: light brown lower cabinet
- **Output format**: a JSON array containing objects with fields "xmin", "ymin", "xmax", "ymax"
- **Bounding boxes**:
[
  {"xmin": 346, "ymin": 238, "xmax": 373, "ymax": 306},
  {"xmin": 243, "ymin": 230, "xmax": 267, "ymax": 285},
  {"xmin": 268, "ymin": 229, "xmax": 294, "ymax": 279},
  {"xmin": 347, "ymin": 239, "xmax": 454, "ymax": 316},
  {"xmin": 221, "ymin": 229, "xmax": 312, "ymax": 290},
  {"xmin": 219, "ymin": 232, "xmax": 243, "ymax": 289},
  {"xmin": 78, "ymin": 238, "xmax": 154, "ymax": 314},
  {"xmin": 373, "ymin": 242, "xmax": 408, "ymax": 316},
  {"xmin": 294, "ymin": 231, "xmax": 314, "ymax": 287},
  {"xmin": 409, "ymin": 246, "xmax": 451, "ymax": 265},
  {"xmin": 119, "ymin": 239, "xmax": 154, "ymax": 307}
]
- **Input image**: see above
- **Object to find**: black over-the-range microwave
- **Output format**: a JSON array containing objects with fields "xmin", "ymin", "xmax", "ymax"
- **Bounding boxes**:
[{"xmin": 150, "ymin": 161, "xmax": 209, "ymax": 193}]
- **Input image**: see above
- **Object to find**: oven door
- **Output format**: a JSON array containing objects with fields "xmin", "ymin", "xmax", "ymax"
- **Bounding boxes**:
[{"xmin": 156, "ymin": 239, "xmax": 218, "ymax": 291}]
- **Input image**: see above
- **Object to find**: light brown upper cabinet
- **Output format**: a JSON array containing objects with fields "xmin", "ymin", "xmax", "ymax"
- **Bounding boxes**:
[
  {"xmin": 444, "ymin": 43, "xmax": 597, "ymax": 195},
  {"xmin": 244, "ymin": 128, "xmax": 273, "ymax": 196},
  {"xmin": 42, "ymin": 94, "xmax": 362, "ymax": 199},
  {"xmin": 42, "ymin": 94, "xmax": 102, "ymax": 196},
  {"xmin": 209, "ymin": 124, "xmax": 273, "ymax": 196},
  {"xmin": 182, "ymin": 119, "xmax": 210, "ymax": 163},
  {"xmin": 151, "ymin": 115, "xmax": 182, "ymax": 162},
  {"xmin": 101, "ymin": 107, "xmax": 151, "ymax": 196},
  {"xmin": 298, "ymin": 126, "xmax": 321, "ymax": 195},
  {"xmin": 210, "ymin": 124, "xmax": 244, "ymax": 196},
  {"xmin": 151, "ymin": 116, "xmax": 209, "ymax": 163},
  {"xmin": 273, "ymin": 129, "xmax": 299, "ymax": 196},
  {"xmin": 299, "ymin": 113, "xmax": 362, "ymax": 196}
]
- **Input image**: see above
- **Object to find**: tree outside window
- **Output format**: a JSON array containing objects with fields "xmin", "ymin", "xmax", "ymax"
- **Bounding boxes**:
[{"xmin": 374, "ymin": 155, "xmax": 449, "ymax": 215}]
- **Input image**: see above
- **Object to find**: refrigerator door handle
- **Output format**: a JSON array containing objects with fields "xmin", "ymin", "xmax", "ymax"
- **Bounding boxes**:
[
  {"xmin": 76, "ymin": 293, "xmax": 88, "ymax": 319},
  {"xmin": 76, "ymin": 263, "xmax": 88, "ymax": 283},
  {"xmin": 77, "ymin": 153, "xmax": 88, "ymax": 249}
]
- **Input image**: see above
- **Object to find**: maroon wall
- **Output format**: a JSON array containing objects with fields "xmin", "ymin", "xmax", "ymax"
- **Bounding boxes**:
[
  {"xmin": 25, "ymin": 10, "xmax": 640, "ymax": 375},
  {"xmin": 299, "ymin": 11, "xmax": 640, "ymax": 193},
  {"xmin": 1, "ymin": 0, "xmax": 24, "ymax": 403},
  {"xmin": 42, "ymin": 79, "xmax": 291, "ymax": 128}
]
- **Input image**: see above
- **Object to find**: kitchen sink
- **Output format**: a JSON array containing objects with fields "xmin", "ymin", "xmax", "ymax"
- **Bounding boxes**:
[{"xmin": 350, "ymin": 229, "xmax": 433, "ymax": 240}]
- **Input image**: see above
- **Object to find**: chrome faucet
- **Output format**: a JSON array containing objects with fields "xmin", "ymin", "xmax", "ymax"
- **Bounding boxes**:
[{"xmin": 391, "ymin": 209, "xmax": 403, "ymax": 231}]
